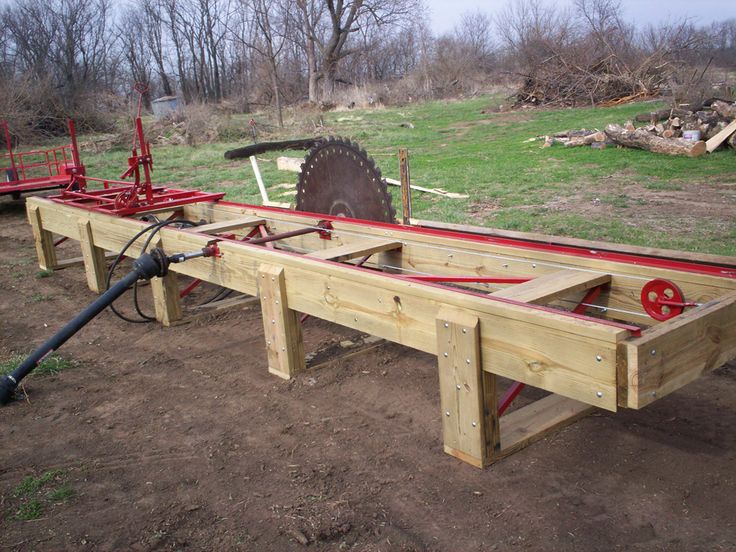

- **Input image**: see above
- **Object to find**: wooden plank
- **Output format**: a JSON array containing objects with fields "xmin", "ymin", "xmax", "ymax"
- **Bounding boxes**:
[
  {"xmin": 491, "ymin": 270, "xmax": 611, "ymax": 303},
  {"xmin": 307, "ymin": 238, "xmax": 402, "ymax": 262},
  {"xmin": 27, "ymin": 203, "xmax": 57, "ymax": 270},
  {"xmin": 410, "ymin": 218, "xmax": 736, "ymax": 269},
  {"xmin": 623, "ymin": 290, "xmax": 736, "ymax": 409},
  {"xmin": 497, "ymin": 394, "xmax": 594, "ymax": 458},
  {"xmin": 706, "ymin": 119, "xmax": 736, "ymax": 153},
  {"xmin": 192, "ymin": 216, "xmax": 265, "ymax": 234},
  {"xmin": 436, "ymin": 308, "xmax": 499, "ymax": 468},
  {"xmin": 53, "ymin": 252, "xmax": 117, "ymax": 270},
  {"xmin": 258, "ymin": 264, "xmax": 305, "ymax": 379},
  {"xmin": 150, "ymin": 269, "xmax": 183, "ymax": 327},
  {"xmin": 77, "ymin": 219, "xmax": 108, "ymax": 293}
]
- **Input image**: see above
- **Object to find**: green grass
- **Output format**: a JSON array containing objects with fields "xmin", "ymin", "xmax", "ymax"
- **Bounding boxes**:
[
  {"xmin": 76, "ymin": 96, "xmax": 736, "ymax": 256},
  {"xmin": 8, "ymin": 470, "xmax": 73, "ymax": 521},
  {"xmin": 0, "ymin": 353, "xmax": 75, "ymax": 378},
  {"xmin": 36, "ymin": 269, "xmax": 54, "ymax": 278},
  {"xmin": 13, "ymin": 470, "xmax": 64, "ymax": 498},
  {"xmin": 14, "ymin": 499, "xmax": 44, "ymax": 520}
]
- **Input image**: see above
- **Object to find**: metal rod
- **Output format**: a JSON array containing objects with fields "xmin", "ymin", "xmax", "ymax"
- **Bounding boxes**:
[
  {"xmin": 405, "ymin": 275, "xmax": 532, "ymax": 284},
  {"xmin": 247, "ymin": 226, "xmax": 319, "ymax": 245},
  {"xmin": 498, "ymin": 381, "xmax": 525, "ymax": 416}
]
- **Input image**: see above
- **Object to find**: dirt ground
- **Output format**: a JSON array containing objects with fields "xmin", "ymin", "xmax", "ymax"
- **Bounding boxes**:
[{"xmin": 1, "ymin": 197, "xmax": 735, "ymax": 552}]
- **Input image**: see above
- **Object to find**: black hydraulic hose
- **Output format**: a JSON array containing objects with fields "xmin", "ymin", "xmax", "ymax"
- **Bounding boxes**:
[{"xmin": 0, "ymin": 251, "xmax": 166, "ymax": 406}]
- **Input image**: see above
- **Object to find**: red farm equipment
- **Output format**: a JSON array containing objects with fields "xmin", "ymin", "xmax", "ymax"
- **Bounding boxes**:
[{"xmin": 1, "ymin": 120, "xmax": 85, "ymax": 199}]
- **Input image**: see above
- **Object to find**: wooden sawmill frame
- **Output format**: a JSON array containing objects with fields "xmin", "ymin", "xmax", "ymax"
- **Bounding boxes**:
[{"xmin": 24, "ymin": 196, "xmax": 736, "ymax": 468}]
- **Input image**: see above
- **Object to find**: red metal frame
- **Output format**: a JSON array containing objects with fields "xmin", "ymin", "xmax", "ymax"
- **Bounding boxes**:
[
  {"xmin": 234, "ymin": 202, "xmax": 736, "ymax": 280},
  {"xmin": 49, "ymin": 84, "xmax": 223, "ymax": 216},
  {"xmin": 1, "ymin": 120, "xmax": 84, "ymax": 197}
]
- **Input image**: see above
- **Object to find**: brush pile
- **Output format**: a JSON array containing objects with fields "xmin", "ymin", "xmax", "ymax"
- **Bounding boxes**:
[{"xmin": 538, "ymin": 99, "xmax": 736, "ymax": 157}]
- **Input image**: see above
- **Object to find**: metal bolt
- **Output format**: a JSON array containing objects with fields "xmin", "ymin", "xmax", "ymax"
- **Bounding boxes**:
[
  {"xmin": 466, "ymin": 358, "xmax": 471, "ymax": 364},
  {"xmin": 596, "ymin": 391, "xmax": 603, "ymax": 398},
  {"xmin": 282, "ymin": 347, "xmax": 286, "ymax": 352},
  {"xmin": 462, "ymin": 328, "xmax": 467, "ymax": 334},
  {"xmin": 502, "ymin": 263, "xmax": 508, "ymax": 268},
  {"xmin": 532, "ymin": 263, "xmax": 537, "ymax": 268},
  {"xmin": 275, "ymin": 300, "xmax": 279, "ymax": 305},
  {"xmin": 650, "ymin": 349, "xmax": 657, "ymax": 356},
  {"xmin": 444, "ymin": 322, "xmax": 449, "ymax": 328},
  {"xmin": 650, "ymin": 391, "xmax": 657, "ymax": 397},
  {"xmin": 267, "ymin": 340, "xmax": 271, "ymax": 345},
  {"xmin": 354, "ymin": 316, "xmax": 358, "ymax": 322},
  {"xmin": 456, "ymin": 384, "xmax": 461, "ymax": 390},
  {"xmin": 471, "ymin": 421, "xmax": 477, "ymax": 428},
  {"xmin": 271, "ymin": 277, "xmax": 275, "ymax": 281},
  {"xmin": 271, "ymin": 319, "xmax": 275, "ymax": 324},
  {"xmin": 445, "ymin": 411, "xmax": 450, "ymax": 417},
  {"xmin": 596, "ymin": 355, "xmax": 602, "ymax": 362},
  {"xmin": 443, "ymin": 352, "xmax": 448, "ymax": 357}
]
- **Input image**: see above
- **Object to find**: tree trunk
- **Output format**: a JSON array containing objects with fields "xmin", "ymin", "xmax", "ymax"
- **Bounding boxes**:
[{"xmin": 605, "ymin": 124, "xmax": 707, "ymax": 157}]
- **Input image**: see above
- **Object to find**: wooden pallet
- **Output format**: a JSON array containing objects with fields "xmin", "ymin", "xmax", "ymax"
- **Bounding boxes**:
[{"xmin": 25, "ymin": 197, "xmax": 736, "ymax": 468}]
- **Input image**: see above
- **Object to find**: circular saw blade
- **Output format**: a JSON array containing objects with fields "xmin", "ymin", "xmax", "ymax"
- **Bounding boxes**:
[{"xmin": 296, "ymin": 137, "xmax": 396, "ymax": 223}]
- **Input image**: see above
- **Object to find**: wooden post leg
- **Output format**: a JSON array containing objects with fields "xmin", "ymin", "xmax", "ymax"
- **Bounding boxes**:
[
  {"xmin": 150, "ymin": 270, "xmax": 183, "ymax": 327},
  {"xmin": 27, "ymin": 204, "xmax": 57, "ymax": 270},
  {"xmin": 77, "ymin": 219, "xmax": 108, "ymax": 293},
  {"xmin": 258, "ymin": 264, "xmax": 305, "ymax": 379},
  {"xmin": 436, "ymin": 307, "xmax": 499, "ymax": 468}
]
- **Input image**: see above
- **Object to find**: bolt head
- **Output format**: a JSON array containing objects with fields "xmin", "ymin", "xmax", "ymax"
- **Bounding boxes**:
[
  {"xmin": 466, "ymin": 358, "xmax": 471, "ymax": 364},
  {"xmin": 650, "ymin": 349, "xmax": 657, "ymax": 356},
  {"xmin": 471, "ymin": 421, "xmax": 477, "ymax": 428},
  {"xmin": 271, "ymin": 319, "xmax": 275, "ymax": 324},
  {"xmin": 444, "ymin": 322, "xmax": 449, "ymax": 328},
  {"xmin": 596, "ymin": 355, "xmax": 602, "ymax": 362},
  {"xmin": 443, "ymin": 352, "xmax": 448, "ymax": 357},
  {"xmin": 456, "ymin": 384, "xmax": 461, "ymax": 390},
  {"xmin": 596, "ymin": 391, "xmax": 603, "ymax": 398},
  {"xmin": 462, "ymin": 328, "xmax": 467, "ymax": 334},
  {"xmin": 445, "ymin": 411, "xmax": 450, "ymax": 417}
]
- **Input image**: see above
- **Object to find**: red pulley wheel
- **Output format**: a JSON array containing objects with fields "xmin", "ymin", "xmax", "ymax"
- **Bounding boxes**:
[{"xmin": 640, "ymin": 279, "xmax": 686, "ymax": 321}]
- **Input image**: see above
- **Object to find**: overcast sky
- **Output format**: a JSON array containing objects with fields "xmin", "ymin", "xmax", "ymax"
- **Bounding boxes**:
[{"xmin": 425, "ymin": 0, "xmax": 736, "ymax": 34}]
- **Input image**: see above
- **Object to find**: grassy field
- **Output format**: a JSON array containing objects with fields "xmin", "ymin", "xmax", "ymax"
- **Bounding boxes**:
[{"xmin": 77, "ymin": 96, "xmax": 736, "ymax": 255}]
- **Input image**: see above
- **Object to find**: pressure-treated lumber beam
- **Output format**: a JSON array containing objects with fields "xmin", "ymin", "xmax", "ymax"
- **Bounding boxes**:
[
  {"xmin": 77, "ymin": 219, "xmax": 108, "ymax": 293},
  {"xmin": 497, "ymin": 394, "xmax": 594, "ymax": 458},
  {"xmin": 491, "ymin": 270, "xmax": 611, "ymax": 303},
  {"xmin": 258, "ymin": 264, "xmax": 305, "ymax": 379},
  {"xmin": 622, "ymin": 289, "xmax": 736, "ymax": 409},
  {"xmin": 150, "ymin": 239, "xmax": 183, "ymax": 326},
  {"xmin": 192, "ymin": 216, "xmax": 265, "ymax": 234},
  {"xmin": 27, "ymin": 203, "xmax": 57, "ymax": 271},
  {"xmin": 307, "ymin": 238, "xmax": 402, "ymax": 262},
  {"xmin": 436, "ymin": 307, "xmax": 499, "ymax": 468}
]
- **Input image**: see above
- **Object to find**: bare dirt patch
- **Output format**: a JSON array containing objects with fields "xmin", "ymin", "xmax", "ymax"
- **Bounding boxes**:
[{"xmin": 1, "ymin": 198, "xmax": 736, "ymax": 551}]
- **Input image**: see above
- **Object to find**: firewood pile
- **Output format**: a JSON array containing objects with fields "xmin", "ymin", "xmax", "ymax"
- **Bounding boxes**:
[{"xmin": 537, "ymin": 99, "xmax": 736, "ymax": 157}]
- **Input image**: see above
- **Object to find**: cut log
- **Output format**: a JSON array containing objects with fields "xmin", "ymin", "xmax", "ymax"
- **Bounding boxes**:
[
  {"xmin": 605, "ymin": 124, "xmax": 707, "ymax": 157},
  {"xmin": 711, "ymin": 100, "xmax": 736, "ymax": 120},
  {"xmin": 706, "ymin": 119, "xmax": 736, "ymax": 153},
  {"xmin": 564, "ymin": 132, "xmax": 606, "ymax": 147},
  {"xmin": 635, "ymin": 109, "xmax": 670, "ymax": 123}
]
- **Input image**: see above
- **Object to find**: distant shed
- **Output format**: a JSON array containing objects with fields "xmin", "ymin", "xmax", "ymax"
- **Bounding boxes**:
[{"xmin": 151, "ymin": 96, "xmax": 181, "ymax": 119}]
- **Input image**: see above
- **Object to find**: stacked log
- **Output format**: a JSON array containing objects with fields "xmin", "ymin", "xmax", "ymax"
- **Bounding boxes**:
[{"xmin": 538, "ymin": 99, "xmax": 736, "ymax": 157}]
